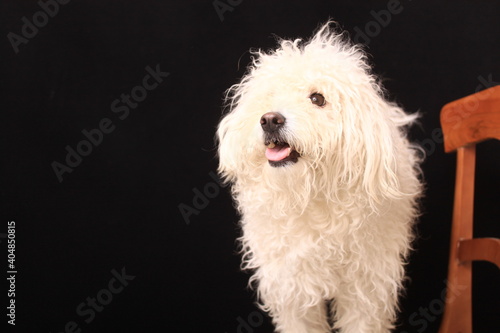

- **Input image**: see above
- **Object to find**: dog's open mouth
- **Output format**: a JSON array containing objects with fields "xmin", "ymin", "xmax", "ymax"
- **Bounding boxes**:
[{"xmin": 264, "ymin": 140, "xmax": 300, "ymax": 167}]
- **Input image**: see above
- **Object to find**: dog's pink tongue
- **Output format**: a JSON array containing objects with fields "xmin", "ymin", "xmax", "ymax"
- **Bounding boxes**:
[{"xmin": 265, "ymin": 145, "xmax": 291, "ymax": 161}]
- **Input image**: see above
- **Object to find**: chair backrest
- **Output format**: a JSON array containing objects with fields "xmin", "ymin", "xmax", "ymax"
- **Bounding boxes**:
[{"xmin": 440, "ymin": 85, "xmax": 500, "ymax": 152}]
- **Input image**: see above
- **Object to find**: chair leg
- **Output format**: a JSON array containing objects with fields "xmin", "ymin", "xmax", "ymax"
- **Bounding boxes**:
[
  {"xmin": 438, "ymin": 146, "xmax": 476, "ymax": 333},
  {"xmin": 438, "ymin": 247, "xmax": 472, "ymax": 333}
]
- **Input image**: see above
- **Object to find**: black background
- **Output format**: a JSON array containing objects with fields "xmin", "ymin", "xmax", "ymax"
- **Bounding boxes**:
[{"xmin": 1, "ymin": 0, "xmax": 499, "ymax": 332}]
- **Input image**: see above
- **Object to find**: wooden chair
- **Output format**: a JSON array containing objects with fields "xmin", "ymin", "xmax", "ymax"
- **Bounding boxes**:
[{"xmin": 438, "ymin": 85, "xmax": 500, "ymax": 333}]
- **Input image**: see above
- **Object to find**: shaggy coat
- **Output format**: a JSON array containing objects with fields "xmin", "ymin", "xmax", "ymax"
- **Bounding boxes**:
[{"xmin": 217, "ymin": 23, "xmax": 422, "ymax": 333}]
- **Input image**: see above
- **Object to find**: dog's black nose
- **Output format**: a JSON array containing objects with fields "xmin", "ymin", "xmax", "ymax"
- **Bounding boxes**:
[{"xmin": 260, "ymin": 112, "xmax": 285, "ymax": 132}]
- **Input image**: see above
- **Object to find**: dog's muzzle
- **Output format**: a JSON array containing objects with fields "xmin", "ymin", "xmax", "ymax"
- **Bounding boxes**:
[{"xmin": 260, "ymin": 112, "xmax": 300, "ymax": 167}]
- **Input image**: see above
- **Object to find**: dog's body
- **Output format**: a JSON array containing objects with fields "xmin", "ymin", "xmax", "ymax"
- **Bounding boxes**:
[{"xmin": 217, "ymin": 23, "xmax": 422, "ymax": 333}]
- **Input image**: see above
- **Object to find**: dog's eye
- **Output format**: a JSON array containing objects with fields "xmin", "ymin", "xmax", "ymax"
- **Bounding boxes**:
[{"xmin": 309, "ymin": 93, "xmax": 326, "ymax": 107}]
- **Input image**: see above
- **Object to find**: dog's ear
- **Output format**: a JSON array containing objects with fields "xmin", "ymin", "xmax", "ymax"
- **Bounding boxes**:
[
  {"xmin": 329, "ymin": 86, "xmax": 420, "ymax": 212},
  {"xmin": 217, "ymin": 107, "xmax": 255, "ymax": 185},
  {"xmin": 216, "ymin": 113, "xmax": 238, "ymax": 184}
]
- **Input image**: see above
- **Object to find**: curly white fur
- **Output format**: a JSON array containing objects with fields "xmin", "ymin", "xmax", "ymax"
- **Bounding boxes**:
[{"xmin": 217, "ymin": 22, "xmax": 422, "ymax": 333}]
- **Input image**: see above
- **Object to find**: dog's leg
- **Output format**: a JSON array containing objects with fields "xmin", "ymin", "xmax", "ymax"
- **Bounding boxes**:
[
  {"xmin": 329, "ymin": 274, "xmax": 400, "ymax": 333},
  {"xmin": 271, "ymin": 300, "xmax": 331, "ymax": 333}
]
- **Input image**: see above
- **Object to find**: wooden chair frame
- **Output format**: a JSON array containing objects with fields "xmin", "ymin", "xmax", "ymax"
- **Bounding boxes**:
[{"xmin": 438, "ymin": 85, "xmax": 500, "ymax": 333}]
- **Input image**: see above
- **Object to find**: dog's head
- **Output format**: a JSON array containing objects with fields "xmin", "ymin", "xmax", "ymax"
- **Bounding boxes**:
[{"xmin": 217, "ymin": 22, "xmax": 419, "ymax": 207}]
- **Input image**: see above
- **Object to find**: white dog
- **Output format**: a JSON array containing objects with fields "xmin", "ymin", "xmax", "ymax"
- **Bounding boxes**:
[{"xmin": 217, "ymin": 23, "xmax": 422, "ymax": 333}]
